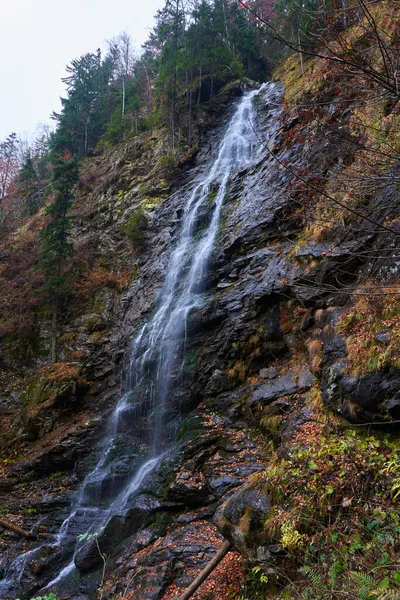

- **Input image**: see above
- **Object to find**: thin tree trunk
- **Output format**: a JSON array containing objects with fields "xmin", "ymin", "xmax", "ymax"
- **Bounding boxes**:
[
  {"xmin": 143, "ymin": 63, "xmax": 152, "ymax": 109},
  {"xmin": 2, "ymin": 152, "xmax": 13, "ymax": 198},
  {"xmin": 197, "ymin": 65, "xmax": 202, "ymax": 106},
  {"xmin": 84, "ymin": 119, "xmax": 89, "ymax": 154},
  {"xmin": 210, "ymin": 58, "xmax": 215, "ymax": 105},
  {"xmin": 0, "ymin": 519, "xmax": 38, "ymax": 540},
  {"xmin": 221, "ymin": 0, "xmax": 230, "ymax": 44},
  {"xmin": 342, "ymin": 0, "xmax": 347, "ymax": 28},
  {"xmin": 177, "ymin": 541, "xmax": 232, "ymax": 600},
  {"xmin": 51, "ymin": 297, "xmax": 58, "ymax": 364},
  {"xmin": 297, "ymin": 27, "xmax": 304, "ymax": 75},
  {"xmin": 171, "ymin": 0, "xmax": 179, "ymax": 152},
  {"xmin": 122, "ymin": 77, "xmax": 126, "ymax": 118},
  {"xmin": 188, "ymin": 70, "xmax": 193, "ymax": 146}
]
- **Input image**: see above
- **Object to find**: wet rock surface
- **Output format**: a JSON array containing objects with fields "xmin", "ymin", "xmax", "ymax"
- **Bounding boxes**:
[
  {"xmin": 1, "ymin": 78, "xmax": 400, "ymax": 599},
  {"xmin": 100, "ymin": 408, "xmax": 266, "ymax": 599}
]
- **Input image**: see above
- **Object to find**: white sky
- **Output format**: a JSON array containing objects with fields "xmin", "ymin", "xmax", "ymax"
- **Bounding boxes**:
[{"xmin": 0, "ymin": 0, "xmax": 165, "ymax": 140}]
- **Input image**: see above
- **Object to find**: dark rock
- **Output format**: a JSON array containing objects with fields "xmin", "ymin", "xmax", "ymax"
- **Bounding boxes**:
[
  {"xmin": 323, "ymin": 365, "xmax": 400, "ymax": 423},
  {"xmin": 280, "ymin": 403, "xmax": 313, "ymax": 442},
  {"xmin": 259, "ymin": 366, "xmax": 280, "ymax": 379},
  {"xmin": 223, "ymin": 487, "xmax": 270, "ymax": 526},
  {"xmin": 216, "ymin": 484, "xmax": 280, "ymax": 567},
  {"xmin": 167, "ymin": 470, "xmax": 214, "ymax": 506},
  {"xmin": 208, "ymin": 474, "xmax": 239, "ymax": 495},
  {"xmin": 205, "ymin": 369, "xmax": 229, "ymax": 395},
  {"xmin": 252, "ymin": 367, "xmax": 314, "ymax": 406},
  {"xmin": 375, "ymin": 330, "xmax": 391, "ymax": 344}
]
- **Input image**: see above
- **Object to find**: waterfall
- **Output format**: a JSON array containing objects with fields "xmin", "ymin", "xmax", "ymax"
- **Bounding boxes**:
[{"xmin": 0, "ymin": 84, "xmax": 265, "ymax": 596}]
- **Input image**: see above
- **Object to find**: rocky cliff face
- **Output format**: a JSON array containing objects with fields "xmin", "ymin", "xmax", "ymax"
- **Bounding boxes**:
[{"xmin": 1, "ymin": 70, "xmax": 399, "ymax": 600}]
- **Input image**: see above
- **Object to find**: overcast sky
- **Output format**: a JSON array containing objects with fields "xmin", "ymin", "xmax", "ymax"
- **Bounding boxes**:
[{"xmin": 0, "ymin": 0, "xmax": 165, "ymax": 140}]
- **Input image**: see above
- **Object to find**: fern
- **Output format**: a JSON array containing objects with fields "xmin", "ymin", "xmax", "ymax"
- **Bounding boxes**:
[
  {"xmin": 391, "ymin": 477, "xmax": 400, "ymax": 500},
  {"xmin": 299, "ymin": 566, "xmax": 325, "ymax": 594},
  {"xmin": 349, "ymin": 571, "xmax": 376, "ymax": 600},
  {"xmin": 374, "ymin": 590, "xmax": 400, "ymax": 600},
  {"xmin": 329, "ymin": 560, "xmax": 344, "ymax": 590}
]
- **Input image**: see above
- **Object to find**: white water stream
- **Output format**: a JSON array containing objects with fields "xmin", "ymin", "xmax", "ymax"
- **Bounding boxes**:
[{"xmin": 0, "ymin": 85, "xmax": 264, "ymax": 596}]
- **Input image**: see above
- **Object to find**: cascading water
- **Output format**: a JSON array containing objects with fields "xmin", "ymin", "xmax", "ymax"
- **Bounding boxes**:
[{"xmin": 0, "ymin": 84, "xmax": 266, "ymax": 597}]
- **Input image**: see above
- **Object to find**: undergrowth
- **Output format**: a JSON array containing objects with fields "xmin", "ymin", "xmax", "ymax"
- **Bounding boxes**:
[
  {"xmin": 337, "ymin": 286, "xmax": 400, "ymax": 373},
  {"xmin": 241, "ymin": 427, "xmax": 400, "ymax": 599}
]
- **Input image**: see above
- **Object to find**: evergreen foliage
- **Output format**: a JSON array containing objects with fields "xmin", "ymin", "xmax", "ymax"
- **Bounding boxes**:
[{"xmin": 39, "ymin": 144, "xmax": 78, "ymax": 362}]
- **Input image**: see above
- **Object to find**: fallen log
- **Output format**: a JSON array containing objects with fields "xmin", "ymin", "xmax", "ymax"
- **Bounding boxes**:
[
  {"xmin": 0, "ymin": 518, "xmax": 38, "ymax": 540},
  {"xmin": 176, "ymin": 541, "xmax": 232, "ymax": 600}
]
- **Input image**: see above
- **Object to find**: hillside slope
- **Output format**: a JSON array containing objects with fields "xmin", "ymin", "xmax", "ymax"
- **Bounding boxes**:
[{"xmin": 0, "ymin": 2, "xmax": 400, "ymax": 598}]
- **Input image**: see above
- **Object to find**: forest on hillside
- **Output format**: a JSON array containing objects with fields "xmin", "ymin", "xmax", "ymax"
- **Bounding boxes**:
[
  {"xmin": 1, "ymin": 1, "xmax": 400, "ymax": 599},
  {"xmin": 1, "ymin": 0, "xmax": 399, "ymax": 363}
]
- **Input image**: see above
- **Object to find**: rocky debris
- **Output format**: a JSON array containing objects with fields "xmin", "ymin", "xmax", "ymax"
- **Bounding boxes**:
[
  {"xmin": 87, "ymin": 407, "xmax": 266, "ymax": 599},
  {"xmin": 70, "ymin": 406, "xmax": 265, "ymax": 581},
  {"xmin": 104, "ymin": 520, "xmax": 226, "ymax": 600}
]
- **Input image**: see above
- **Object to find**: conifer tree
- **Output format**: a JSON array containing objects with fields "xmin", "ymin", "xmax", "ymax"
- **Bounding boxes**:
[
  {"xmin": 40, "ymin": 146, "xmax": 78, "ymax": 362},
  {"xmin": 18, "ymin": 150, "xmax": 41, "ymax": 216},
  {"xmin": 0, "ymin": 133, "xmax": 19, "ymax": 200}
]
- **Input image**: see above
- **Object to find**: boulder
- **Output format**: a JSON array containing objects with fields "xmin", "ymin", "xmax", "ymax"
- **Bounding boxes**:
[
  {"xmin": 216, "ymin": 484, "xmax": 284, "ymax": 569},
  {"xmin": 252, "ymin": 367, "xmax": 314, "ymax": 406}
]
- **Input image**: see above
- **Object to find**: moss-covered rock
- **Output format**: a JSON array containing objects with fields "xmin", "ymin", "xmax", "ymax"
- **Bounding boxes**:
[
  {"xmin": 216, "ymin": 485, "xmax": 276, "ymax": 567},
  {"xmin": 19, "ymin": 362, "xmax": 89, "ymax": 440}
]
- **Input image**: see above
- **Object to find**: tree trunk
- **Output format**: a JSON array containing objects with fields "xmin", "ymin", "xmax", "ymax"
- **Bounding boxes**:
[
  {"xmin": 188, "ymin": 70, "xmax": 193, "ymax": 146},
  {"xmin": 51, "ymin": 297, "xmax": 58, "ymax": 364},
  {"xmin": 177, "ymin": 541, "xmax": 232, "ymax": 600},
  {"xmin": 142, "ymin": 63, "xmax": 151, "ymax": 109},
  {"xmin": 210, "ymin": 59, "xmax": 215, "ymax": 105},
  {"xmin": 171, "ymin": 0, "xmax": 180, "ymax": 152},
  {"xmin": 221, "ymin": 0, "xmax": 230, "ymax": 45},
  {"xmin": 198, "ymin": 65, "xmax": 202, "ymax": 106},
  {"xmin": 297, "ymin": 27, "xmax": 304, "ymax": 75},
  {"xmin": 122, "ymin": 77, "xmax": 126, "ymax": 118},
  {"xmin": 171, "ymin": 107, "xmax": 175, "ymax": 151},
  {"xmin": 0, "ymin": 519, "xmax": 38, "ymax": 540},
  {"xmin": 84, "ymin": 118, "xmax": 89, "ymax": 154}
]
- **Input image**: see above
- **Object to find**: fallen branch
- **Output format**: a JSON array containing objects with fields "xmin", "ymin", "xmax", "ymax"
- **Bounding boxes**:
[
  {"xmin": 176, "ymin": 541, "xmax": 232, "ymax": 600},
  {"xmin": 0, "ymin": 518, "xmax": 38, "ymax": 540}
]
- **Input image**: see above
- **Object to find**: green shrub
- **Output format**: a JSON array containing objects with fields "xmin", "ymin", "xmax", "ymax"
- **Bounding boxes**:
[
  {"xmin": 124, "ymin": 208, "xmax": 148, "ymax": 250},
  {"xmin": 158, "ymin": 154, "xmax": 178, "ymax": 181}
]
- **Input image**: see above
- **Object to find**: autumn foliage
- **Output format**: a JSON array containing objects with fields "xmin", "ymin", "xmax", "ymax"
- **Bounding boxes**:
[{"xmin": 0, "ymin": 218, "xmax": 45, "ymax": 356}]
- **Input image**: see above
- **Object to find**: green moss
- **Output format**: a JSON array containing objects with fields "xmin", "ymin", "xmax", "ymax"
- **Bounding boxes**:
[
  {"xmin": 124, "ymin": 208, "xmax": 149, "ymax": 250},
  {"xmin": 22, "ymin": 363, "xmax": 88, "ymax": 408},
  {"xmin": 157, "ymin": 154, "xmax": 179, "ymax": 181},
  {"xmin": 176, "ymin": 415, "xmax": 205, "ymax": 443},
  {"xmin": 115, "ymin": 189, "xmax": 127, "ymax": 204},
  {"xmin": 150, "ymin": 511, "xmax": 175, "ymax": 537},
  {"xmin": 142, "ymin": 197, "xmax": 165, "ymax": 209}
]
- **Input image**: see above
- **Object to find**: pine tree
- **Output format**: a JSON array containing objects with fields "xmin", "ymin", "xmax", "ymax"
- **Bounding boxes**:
[
  {"xmin": 0, "ymin": 133, "xmax": 19, "ymax": 199},
  {"xmin": 40, "ymin": 146, "xmax": 78, "ymax": 362},
  {"xmin": 19, "ymin": 151, "xmax": 37, "ymax": 190},
  {"xmin": 18, "ymin": 150, "xmax": 41, "ymax": 216}
]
